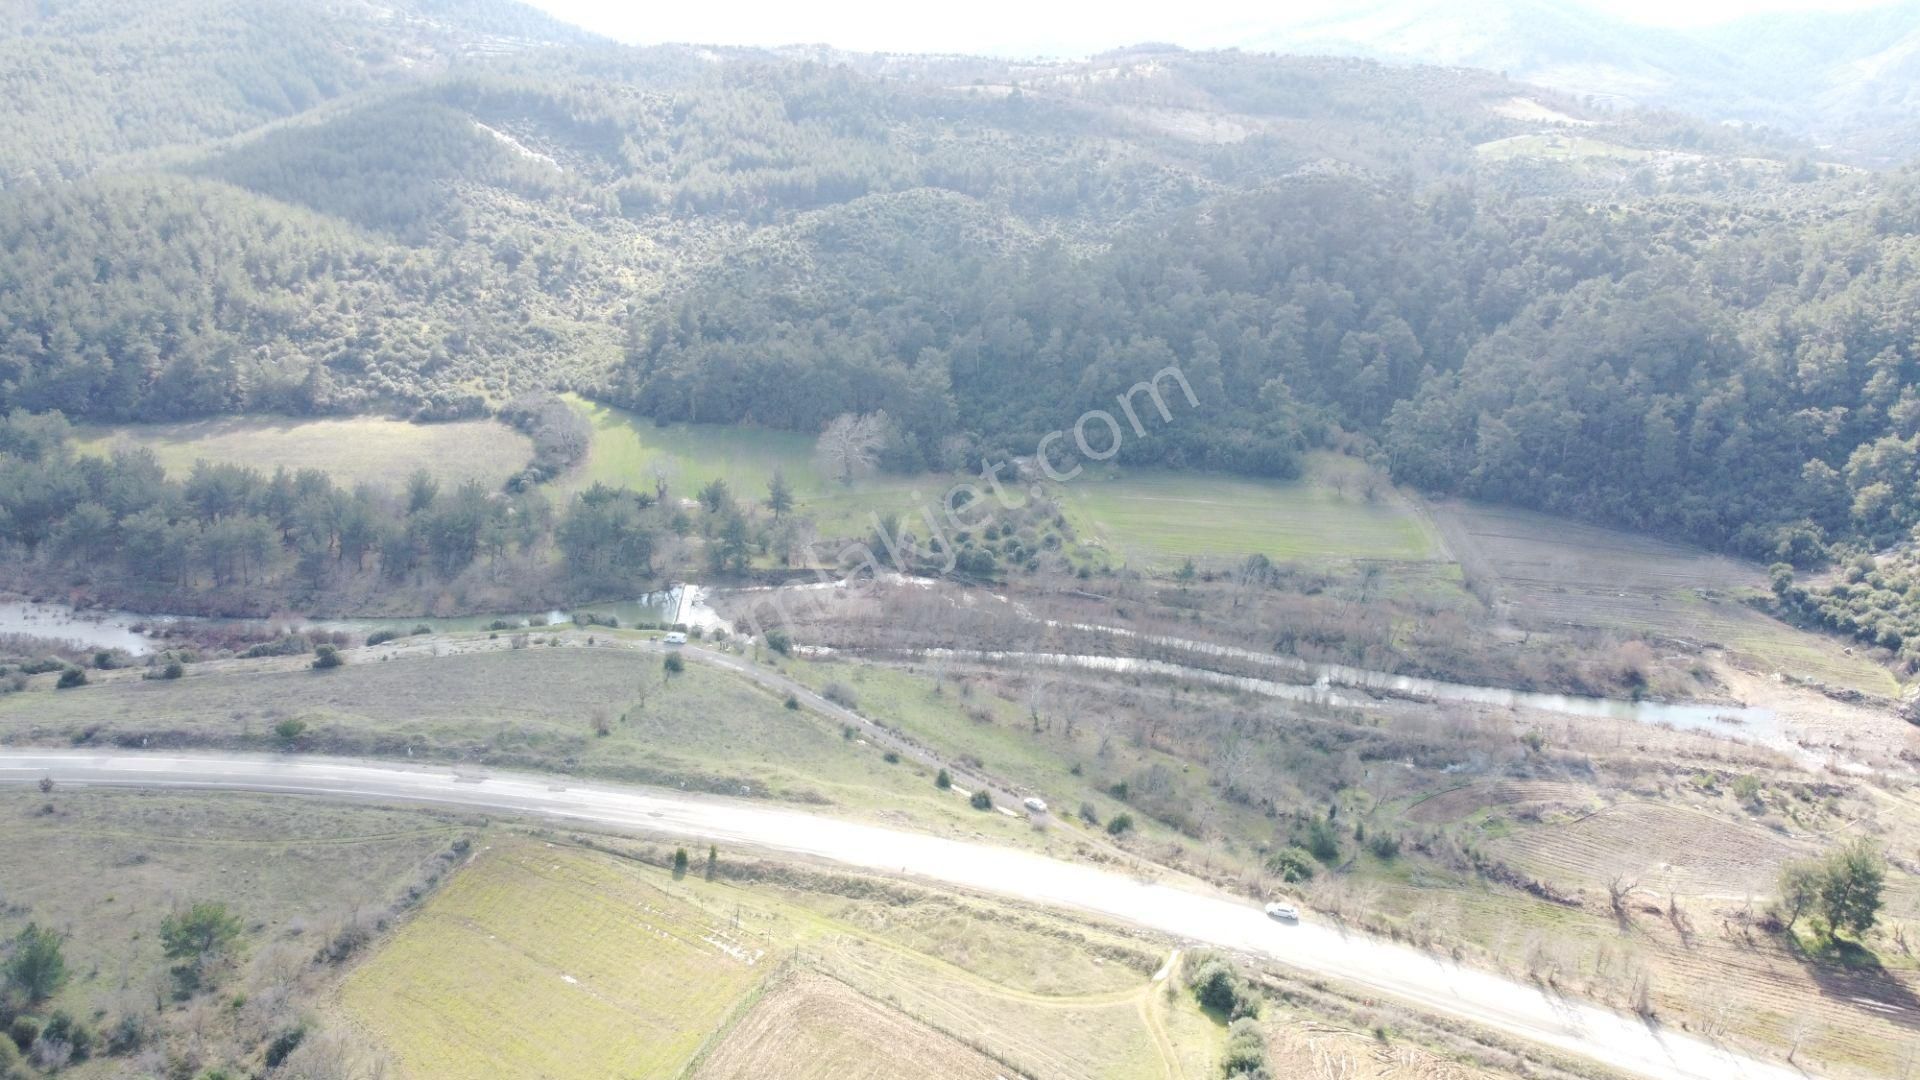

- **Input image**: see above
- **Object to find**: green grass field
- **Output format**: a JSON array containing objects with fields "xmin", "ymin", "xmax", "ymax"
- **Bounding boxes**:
[
  {"xmin": 571, "ymin": 400, "xmax": 1438, "ymax": 567},
  {"xmin": 563, "ymin": 396, "xmax": 955, "ymax": 539},
  {"xmin": 566, "ymin": 395, "xmax": 824, "ymax": 497},
  {"xmin": 1057, "ymin": 455, "xmax": 1444, "ymax": 569},
  {"xmin": 73, "ymin": 414, "xmax": 533, "ymax": 489}
]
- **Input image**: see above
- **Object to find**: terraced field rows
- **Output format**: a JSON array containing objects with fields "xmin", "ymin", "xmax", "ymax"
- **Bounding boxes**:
[
  {"xmin": 342, "ymin": 841, "xmax": 770, "ymax": 1078},
  {"xmin": 1490, "ymin": 802, "xmax": 1813, "ymax": 898}
]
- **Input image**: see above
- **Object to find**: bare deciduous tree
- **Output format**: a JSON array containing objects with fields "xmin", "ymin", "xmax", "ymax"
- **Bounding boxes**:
[
  {"xmin": 1607, "ymin": 875, "xmax": 1640, "ymax": 920},
  {"xmin": 815, "ymin": 412, "xmax": 889, "ymax": 486},
  {"xmin": 1786, "ymin": 1008, "xmax": 1817, "ymax": 1064}
]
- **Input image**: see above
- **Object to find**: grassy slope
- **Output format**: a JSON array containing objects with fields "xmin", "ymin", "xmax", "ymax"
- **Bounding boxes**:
[
  {"xmin": 0, "ymin": 789, "xmax": 462, "ymax": 1040},
  {"xmin": 1431, "ymin": 499, "xmax": 1899, "ymax": 694},
  {"xmin": 571, "ymin": 398, "xmax": 1442, "ymax": 568},
  {"xmin": 1058, "ymin": 455, "xmax": 1443, "ymax": 569},
  {"xmin": 0, "ymin": 635, "xmax": 1071, "ymax": 852},
  {"xmin": 564, "ymin": 396, "xmax": 951, "ymax": 538},
  {"xmin": 72, "ymin": 415, "xmax": 534, "ymax": 490},
  {"xmin": 0, "ymin": 641, "xmax": 934, "ymax": 808}
]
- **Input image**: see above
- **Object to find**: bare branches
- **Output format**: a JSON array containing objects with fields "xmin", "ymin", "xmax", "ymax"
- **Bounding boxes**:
[{"xmin": 815, "ymin": 412, "xmax": 890, "ymax": 487}]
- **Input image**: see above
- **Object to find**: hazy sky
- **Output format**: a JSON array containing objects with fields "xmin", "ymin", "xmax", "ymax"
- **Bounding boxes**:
[{"xmin": 524, "ymin": 0, "xmax": 1895, "ymax": 55}]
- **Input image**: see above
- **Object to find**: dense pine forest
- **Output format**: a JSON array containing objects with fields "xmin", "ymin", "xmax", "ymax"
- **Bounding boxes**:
[{"xmin": 0, "ymin": 0, "xmax": 1917, "ymax": 606}]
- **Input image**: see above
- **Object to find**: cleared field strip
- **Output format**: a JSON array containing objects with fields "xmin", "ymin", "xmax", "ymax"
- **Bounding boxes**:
[
  {"xmin": 818, "ymin": 938, "xmax": 1166, "ymax": 1080},
  {"xmin": 342, "ymin": 841, "xmax": 769, "ymax": 1078},
  {"xmin": 1430, "ymin": 500, "xmax": 1898, "ymax": 693},
  {"xmin": 694, "ymin": 969, "xmax": 1014, "ymax": 1080},
  {"xmin": 74, "ymin": 414, "xmax": 533, "ymax": 489},
  {"xmin": 1490, "ymin": 802, "xmax": 1813, "ymax": 898}
]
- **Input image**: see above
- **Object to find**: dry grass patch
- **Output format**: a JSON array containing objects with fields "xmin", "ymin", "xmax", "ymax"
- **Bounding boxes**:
[
  {"xmin": 816, "ymin": 936, "xmax": 1164, "ymax": 1080},
  {"xmin": 1430, "ymin": 500, "xmax": 1897, "ymax": 694},
  {"xmin": 1266, "ymin": 1017, "xmax": 1499, "ymax": 1079},
  {"xmin": 75, "ymin": 414, "xmax": 533, "ymax": 490},
  {"xmin": 1404, "ymin": 780, "xmax": 1598, "ymax": 824},
  {"xmin": 694, "ymin": 969, "xmax": 1010, "ymax": 1080},
  {"xmin": 1490, "ymin": 802, "xmax": 1811, "ymax": 898}
]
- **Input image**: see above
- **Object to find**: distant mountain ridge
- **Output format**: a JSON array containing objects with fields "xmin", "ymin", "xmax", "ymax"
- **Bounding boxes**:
[{"xmin": 1237, "ymin": 0, "xmax": 1920, "ymax": 165}]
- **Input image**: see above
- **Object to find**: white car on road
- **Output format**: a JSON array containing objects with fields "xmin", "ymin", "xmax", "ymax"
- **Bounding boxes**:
[
  {"xmin": 1023, "ymin": 797, "xmax": 1048, "ymax": 814},
  {"xmin": 1264, "ymin": 902, "xmax": 1300, "ymax": 922}
]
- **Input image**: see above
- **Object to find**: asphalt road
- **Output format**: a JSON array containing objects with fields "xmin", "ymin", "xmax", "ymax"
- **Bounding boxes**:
[{"xmin": 0, "ymin": 749, "xmax": 1806, "ymax": 1080}]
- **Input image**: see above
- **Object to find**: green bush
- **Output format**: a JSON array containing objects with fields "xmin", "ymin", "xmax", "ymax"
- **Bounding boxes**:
[
  {"xmin": 105, "ymin": 1012, "xmax": 149, "ymax": 1055},
  {"xmin": 8, "ymin": 1017, "xmax": 39, "ymax": 1055},
  {"xmin": 262, "ymin": 1025, "xmax": 306, "ymax": 1068},
  {"xmin": 1303, "ymin": 818, "xmax": 1341, "ymax": 864},
  {"xmin": 663, "ymin": 653, "xmax": 684, "ymax": 674},
  {"xmin": 1266, "ymin": 847, "xmax": 1317, "ymax": 883},
  {"xmin": 310, "ymin": 644, "xmax": 343, "ymax": 670},
  {"xmin": 161, "ymin": 901, "xmax": 242, "ymax": 962},
  {"xmin": 935, "ymin": 768, "xmax": 951, "ymax": 789},
  {"xmin": 55, "ymin": 666, "xmax": 86, "ymax": 689},
  {"xmin": 3, "ymin": 924, "xmax": 66, "ymax": 1002},
  {"xmin": 1186, "ymin": 953, "xmax": 1262, "ymax": 1021},
  {"xmin": 969, "ymin": 790, "xmax": 993, "ymax": 810},
  {"xmin": 40, "ymin": 1010, "xmax": 93, "ymax": 1061},
  {"xmin": 364, "ymin": 629, "xmax": 399, "ymax": 646},
  {"xmin": 273, "ymin": 717, "xmax": 307, "ymax": 743},
  {"xmin": 765, "ymin": 629, "xmax": 792, "ymax": 654},
  {"xmin": 1106, "ymin": 812, "xmax": 1135, "ymax": 836},
  {"xmin": 1221, "ymin": 1018, "xmax": 1270, "ymax": 1077}
]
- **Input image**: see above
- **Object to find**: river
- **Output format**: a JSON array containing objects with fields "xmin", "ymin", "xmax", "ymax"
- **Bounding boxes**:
[
  {"xmin": 1, "ymin": 586, "xmax": 1779, "ymax": 747},
  {"xmin": 0, "ymin": 584, "xmax": 721, "ymax": 656}
]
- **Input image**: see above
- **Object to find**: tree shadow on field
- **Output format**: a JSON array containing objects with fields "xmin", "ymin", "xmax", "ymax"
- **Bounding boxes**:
[{"xmin": 1792, "ymin": 936, "xmax": 1920, "ymax": 1031}]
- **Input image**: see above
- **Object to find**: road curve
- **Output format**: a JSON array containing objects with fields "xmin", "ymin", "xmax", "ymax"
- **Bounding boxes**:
[{"xmin": 1, "ymin": 750, "xmax": 1803, "ymax": 1080}]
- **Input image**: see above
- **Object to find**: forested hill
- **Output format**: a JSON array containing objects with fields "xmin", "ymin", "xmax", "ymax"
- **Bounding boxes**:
[
  {"xmin": 0, "ymin": 0, "xmax": 597, "ymax": 186},
  {"xmin": 0, "ymin": 0, "xmax": 1917, "ymax": 567}
]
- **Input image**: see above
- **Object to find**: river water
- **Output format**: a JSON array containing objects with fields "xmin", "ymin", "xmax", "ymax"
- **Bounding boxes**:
[
  {"xmin": 1049, "ymin": 620, "xmax": 1777, "ymax": 736},
  {"xmin": 0, "ymin": 585, "xmax": 709, "ymax": 656},
  {"xmin": 1, "ymin": 586, "xmax": 1779, "ymax": 747}
]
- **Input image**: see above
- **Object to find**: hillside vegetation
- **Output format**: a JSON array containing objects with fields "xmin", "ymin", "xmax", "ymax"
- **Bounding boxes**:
[{"xmin": 0, "ymin": 7, "xmax": 1908, "ymax": 569}]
